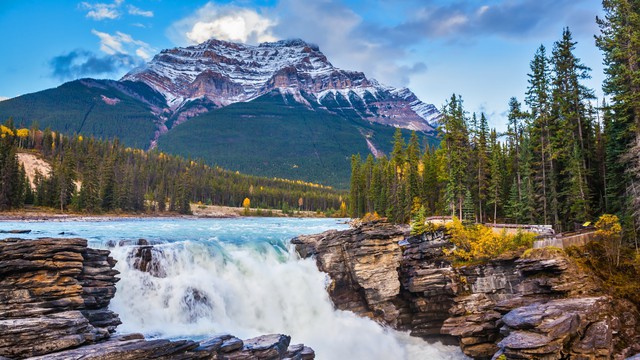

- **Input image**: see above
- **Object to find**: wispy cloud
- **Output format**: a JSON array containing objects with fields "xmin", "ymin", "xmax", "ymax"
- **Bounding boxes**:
[
  {"xmin": 49, "ymin": 49, "xmax": 139, "ymax": 80},
  {"xmin": 79, "ymin": 0, "xmax": 123, "ymax": 20},
  {"xmin": 91, "ymin": 29, "xmax": 154, "ymax": 60},
  {"xmin": 127, "ymin": 5, "xmax": 153, "ymax": 17},
  {"xmin": 372, "ymin": 0, "xmax": 595, "ymax": 44},
  {"xmin": 168, "ymin": 3, "xmax": 277, "ymax": 45}
]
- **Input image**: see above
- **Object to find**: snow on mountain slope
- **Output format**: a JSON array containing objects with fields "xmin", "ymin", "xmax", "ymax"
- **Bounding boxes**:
[{"xmin": 122, "ymin": 38, "xmax": 441, "ymax": 132}]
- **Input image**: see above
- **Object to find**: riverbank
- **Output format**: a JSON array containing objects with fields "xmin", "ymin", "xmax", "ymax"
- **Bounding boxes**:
[{"xmin": 0, "ymin": 204, "xmax": 332, "ymax": 221}]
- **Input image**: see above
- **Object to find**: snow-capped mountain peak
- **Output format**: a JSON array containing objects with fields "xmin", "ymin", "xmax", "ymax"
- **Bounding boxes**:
[{"xmin": 122, "ymin": 38, "xmax": 441, "ymax": 132}]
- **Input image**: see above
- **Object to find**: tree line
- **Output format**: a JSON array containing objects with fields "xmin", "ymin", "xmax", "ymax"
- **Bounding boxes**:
[
  {"xmin": 0, "ymin": 120, "xmax": 345, "ymax": 214},
  {"xmin": 351, "ymin": 21, "xmax": 639, "ymax": 238}
]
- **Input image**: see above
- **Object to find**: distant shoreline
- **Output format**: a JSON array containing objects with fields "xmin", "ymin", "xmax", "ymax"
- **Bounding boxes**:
[{"xmin": 0, "ymin": 204, "xmax": 330, "ymax": 222}]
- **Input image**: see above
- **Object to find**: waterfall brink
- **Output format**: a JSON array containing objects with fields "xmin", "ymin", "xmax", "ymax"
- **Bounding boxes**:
[{"xmin": 110, "ymin": 240, "xmax": 462, "ymax": 360}]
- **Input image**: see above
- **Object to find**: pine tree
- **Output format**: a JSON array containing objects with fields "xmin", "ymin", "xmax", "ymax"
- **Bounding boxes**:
[
  {"xmin": 550, "ymin": 27, "xmax": 595, "ymax": 230},
  {"xmin": 476, "ymin": 113, "xmax": 490, "ymax": 223},
  {"xmin": 596, "ymin": 0, "xmax": 640, "ymax": 241},
  {"xmin": 526, "ymin": 45, "xmax": 553, "ymax": 225},
  {"xmin": 406, "ymin": 131, "xmax": 422, "ymax": 203},
  {"xmin": 349, "ymin": 154, "xmax": 364, "ymax": 218},
  {"xmin": 442, "ymin": 94, "xmax": 470, "ymax": 218},
  {"xmin": 488, "ymin": 130, "xmax": 503, "ymax": 224}
]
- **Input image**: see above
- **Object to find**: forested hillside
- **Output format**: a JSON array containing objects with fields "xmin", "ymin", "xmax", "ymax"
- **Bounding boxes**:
[
  {"xmin": 0, "ymin": 80, "xmax": 162, "ymax": 149},
  {"xmin": 158, "ymin": 90, "xmax": 434, "ymax": 189},
  {"xmin": 0, "ymin": 119, "xmax": 345, "ymax": 214}
]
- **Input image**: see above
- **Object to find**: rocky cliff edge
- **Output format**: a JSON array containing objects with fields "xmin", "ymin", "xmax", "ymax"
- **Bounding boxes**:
[{"xmin": 292, "ymin": 221, "xmax": 640, "ymax": 359}]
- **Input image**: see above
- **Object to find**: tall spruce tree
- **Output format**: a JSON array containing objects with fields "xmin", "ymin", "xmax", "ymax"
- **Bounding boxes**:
[
  {"xmin": 597, "ymin": 0, "xmax": 640, "ymax": 240},
  {"xmin": 550, "ymin": 27, "xmax": 595, "ymax": 230}
]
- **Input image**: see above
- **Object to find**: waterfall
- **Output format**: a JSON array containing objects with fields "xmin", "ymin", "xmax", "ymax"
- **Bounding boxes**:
[{"xmin": 109, "ymin": 240, "xmax": 463, "ymax": 360}]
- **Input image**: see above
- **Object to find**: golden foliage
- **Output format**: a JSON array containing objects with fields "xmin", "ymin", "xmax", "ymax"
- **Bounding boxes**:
[
  {"xmin": 444, "ymin": 217, "xmax": 536, "ymax": 262},
  {"xmin": 595, "ymin": 214, "xmax": 622, "ymax": 240},
  {"xmin": 594, "ymin": 214, "xmax": 623, "ymax": 268},
  {"xmin": 0, "ymin": 125, "xmax": 14, "ymax": 137},
  {"xmin": 339, "ymin": 201, "xmax": 347, "ymax": 217},
  {"xmin": 16, "ymin": 128, "xmax": 29, "ymax": 139},
  {"xmin": 361, "ymin": 211, "xmax": 382, "ymax": 222},
  {"xmin": 242, "ymin": 197, "xmax": 251, "ymax": 209}
]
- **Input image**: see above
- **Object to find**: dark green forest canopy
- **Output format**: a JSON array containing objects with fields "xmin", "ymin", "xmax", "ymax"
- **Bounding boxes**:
[{"xmin": 158, "ymin": 91, "xmax": 437, "ymax": 189}]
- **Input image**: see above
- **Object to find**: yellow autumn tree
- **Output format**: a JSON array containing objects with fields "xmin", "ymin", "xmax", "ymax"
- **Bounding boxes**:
[
  {"xmin": 595, "ymin": 214, "xmax": 623, "ymax": 269},
  {"xmin": 339, "ymin": 201, "xmax": 347, "ymax": 217},
  {"xmin": 242, "ymin": 197, "xmax": 251, "ymax": 215},
  {"xmin": 16, "ymin": 128, "xmax": 28, "ymax": 147}
]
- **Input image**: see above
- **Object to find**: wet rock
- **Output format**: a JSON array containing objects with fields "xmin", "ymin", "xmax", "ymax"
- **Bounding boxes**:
[
  {"xmin": 293, "ymin": 221, "xmax": 408, "ymax": 325},
  {"xmin": 0, "ymin": 237, "xmax": 121, "ymax": 357},
  {"xmin": 225, "ymin": 334, "xmax": 291, "ymax": 359},
  {"xmin": 128, "ymin": 246, "xmax": 167, "ymax": 277}
]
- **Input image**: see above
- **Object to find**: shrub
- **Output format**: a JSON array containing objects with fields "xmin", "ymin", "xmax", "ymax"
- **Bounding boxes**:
[
  {"xmin": 445, "ymin": 217, "xmax": 536, "ymax": 262},
  {"xmin": 410, "ymin": 205, "xmax": 427, "ymax": 235}
]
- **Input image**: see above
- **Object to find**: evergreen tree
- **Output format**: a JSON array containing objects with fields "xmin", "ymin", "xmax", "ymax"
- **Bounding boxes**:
[
  {"xmin": 550, "ymin": 27, "xmax": 595, "ymax": 230},
  {"xmin": 488, "ymin": 130, "xmax": 503, "ymax": 224},
  {"xmin": 596, "ymin": 0, "xmax": 640, "ymax": 240},
  {"xmin": 442, "ymin": 94, "xmax": 470, "ymax": 218},
  {"xmin": 476, "ymin": 113, "xmax": 490, "ymax": 223},
  {"xmin": 526, "ymin": 45, "xmax": 553, "ymax": 224}
]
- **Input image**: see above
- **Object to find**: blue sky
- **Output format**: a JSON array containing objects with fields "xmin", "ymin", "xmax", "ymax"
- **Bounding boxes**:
[{"xmin": 0, "ymin": 0, "xmax": 604, "ymax": 130}]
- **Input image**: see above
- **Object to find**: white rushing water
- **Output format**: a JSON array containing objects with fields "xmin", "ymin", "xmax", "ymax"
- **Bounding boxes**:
[{"xmin": 0, "ymin": 217, "xmax": 466, "ymax": 359}]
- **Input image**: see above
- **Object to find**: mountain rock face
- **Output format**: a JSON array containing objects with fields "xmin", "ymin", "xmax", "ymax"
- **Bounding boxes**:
[
  {"xmin": 122, "ymin": 38, "xmax": 440, "ymax": 131},
  {"xmin": 0, "ymin": 237, "xmax": 313, "ymax": 360},
  {"xmin": 293, "ymin": 222, "xmax": 640, "ymax": 359}
]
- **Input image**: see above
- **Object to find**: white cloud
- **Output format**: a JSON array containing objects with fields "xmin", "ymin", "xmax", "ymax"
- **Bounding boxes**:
[
  {"xmin": 169, "ymin": 3, "xmax": 277, "ymax": 45},
  {"xmin": 80, "ymin": 0, "xmax": 123, "ymax": 20},
  {"xmin": 0, "ymin": 96, "xmax": 9, "ymax": 102},
  {"xmin": 128, "ymin": 5, "xmax": 153, "ymax": 17},
  {"xmin": 91, "ymin": 29, "xmax": 154, "ymax": 60},
  {"xmin": 135, "ymin": 48, "xmax": 151, "ymax": 59}
]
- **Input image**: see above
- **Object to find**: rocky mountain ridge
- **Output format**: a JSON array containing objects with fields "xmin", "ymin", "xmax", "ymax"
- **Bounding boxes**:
[
  {"xmin": 292, "ymin": 221, "xmax": 640, "ymax": 359},
  {"xmin": 122, "ymin": 38, "xmax": 441, "ymax": 132}
]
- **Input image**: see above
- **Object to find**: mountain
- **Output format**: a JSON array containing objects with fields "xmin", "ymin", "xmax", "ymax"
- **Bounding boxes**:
[
  {"xmin": 122, "ymin": 39, "xmax": 441, "ymax": 132},
  {"xmin": 0, "ymin": 38, "xmax": 441, "ymax": 188}
]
